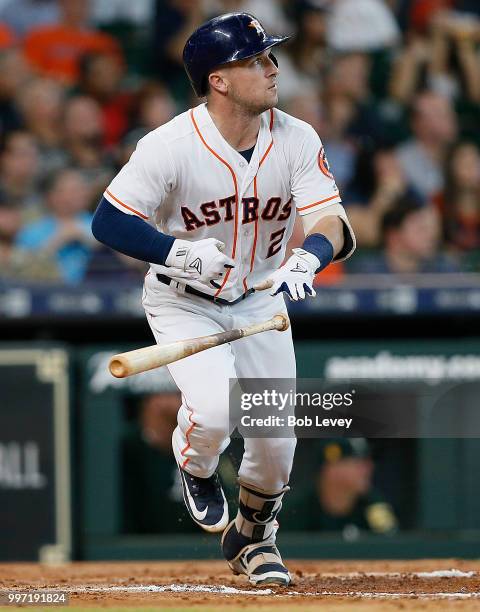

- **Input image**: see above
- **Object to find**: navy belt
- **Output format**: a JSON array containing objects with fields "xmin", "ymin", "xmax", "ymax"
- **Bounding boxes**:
[{"xmin": 156, "ymin": 274, "xmax": 254, "ymax": 306}]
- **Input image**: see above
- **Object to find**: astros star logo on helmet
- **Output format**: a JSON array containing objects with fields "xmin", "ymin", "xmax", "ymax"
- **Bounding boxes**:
[{"xmin": 248, "ymin": 19, "xmax": 265, "ymax": 36}]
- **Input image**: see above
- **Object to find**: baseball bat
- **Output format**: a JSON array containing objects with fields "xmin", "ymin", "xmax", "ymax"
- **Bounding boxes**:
[
  {"xmin": 109, "ymin": 313, "xmax": 289, "ymax": 378},
  {"xmin": 253, "ymin": 279, "xmax": 274, "ymax": 291}
]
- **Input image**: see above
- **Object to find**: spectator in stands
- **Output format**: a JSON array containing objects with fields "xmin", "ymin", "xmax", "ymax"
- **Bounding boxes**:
[
  {"xmin": 91, "ymin": 0, "xmax": 154, "ymax": 28},
  {"xmin": 0, "ymin": 193, "xmax": 22, "ymax": 275},
  {"xmin": 23, "ymin": 0, "xmax": 123, "ymax": 85},
  {"xmin": 344, "ymin": 147, "xmax": 413, "ymax": 247},
  {"xmin": 426, "ymin": 10, "xmax": 480, "ymax": 103},
  {"xmin": 0, "ymin": 0, "xmax": 59, "ymax": 36},
  {"xmin": 0, "ymin": 21, "xmax": 15, "ymax": 49},
  {"xmin": 122, "ymin": 391, "xmax": 197, "ymax": 533},
  {"xmin": 0, "ymin": 188, "xmax": 60, "ymax": 281},
  {"xmin": 88, "ymin": 0, "xmax": 156, "ymax": 76},
  {"xmin": 326, "ymin": 0, "xmax": 400, "ymax": 53},
  {"xmin": 442, "ymin": 141, "xmax": 480, "ymax": 252},
  {"xmin": 350, "ymin": 195, "xmax": 460, "ymax": 274},
  {"xmin": 325, "ymin": 52, "xmax": 372, "ymax": 107},
  {"xmin": 130, "ymin": 82, "xmax": 176, "ymax": 132},
  {"xmin": 63, "ymin": 95, "xmax": 114, "ymax": 203},
  {"xmin": 113, "ymin": 83, "xmax": 175, "ymax": 173},
  {"xmin": 114, "ymin": 128, "xmax": 149, "ymax": 171},
  {"xmin": 152, "ymin": 0, "xmax": 206, "ymax": 102},
  {"xmin": 319, "ymin": 91, "xmax": 358, "ymax": 192},
  {"xmin": 323, "ymin": 51, "xmax": 389, "ymax": 147},
  {"xmin": 388, "ymin": 28, "xmax": 432, "ymax": 106},
  {"xmin": 284, "ymin": 90, "xmax": 323, "ymax": 137},
  {"xmin": 274, "ymin": 0, "xmax": 329, "ymax": 103},
  {"xmin": 0, "ymin": 49, "xmax": 30, "ymax": 139},
  {"xmin": 395, "ymin": 90, "xmax": 458, "ymax": 201},
  {"xmin": 407, "ymin": 0, "xmax": 450, "ymax": 34},
  {"xmin": 0, "ymin": 131, "xmax": 41, "ymax": 216},
  {"xmin": 85, "ymin": 146, "xmax": 147, "ymax": 284},
  {"xmin": 15, "ymin": 78, "xmax": 67, "ymax": 175},
  {"xmin": 390, "ymin": 7, "xmax": 480, "ymax": 105},
  {"xmin": 283, "ymin": 439, "xmax": 398, "ymax": 534},
  {"xmin": 15, "ymin": 168, "xmax": 95, "ymax": 283},
  {"xmin": 77, "ymin": 53, "xmax": 131, "ymax": 149},
  {"xmin": 283, "ymin": 88, "xmax": 356, "ymax": 195}
]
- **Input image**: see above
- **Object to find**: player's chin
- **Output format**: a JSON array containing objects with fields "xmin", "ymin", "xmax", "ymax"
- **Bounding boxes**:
[
  {"xmin": 267, "ymin": 86, "xmax": 278, "ymax": 104},
  {"xmin": 261, "ymin": 89, "xmax": 278, "ymax": 110}
]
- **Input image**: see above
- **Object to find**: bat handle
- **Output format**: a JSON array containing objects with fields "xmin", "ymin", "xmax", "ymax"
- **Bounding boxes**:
[{"xmin": 254, "ymin": 278, "xmax": 274, "ymax": 291}]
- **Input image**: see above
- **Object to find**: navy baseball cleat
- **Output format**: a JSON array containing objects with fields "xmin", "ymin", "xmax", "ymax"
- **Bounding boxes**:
[
  {"xmin": 221, "ymin": 482, "xmax": 291, "ymax": 586},
  {"xmin": 221, "ymin": 520, "xmax": 291, "ymax": 586},
  {"xmin": 178, "ymin": 465, "xmax": 229, "ymax": 533}
]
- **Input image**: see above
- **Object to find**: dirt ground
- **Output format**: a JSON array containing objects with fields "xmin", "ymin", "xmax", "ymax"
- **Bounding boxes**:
[{"xmin": 1, "ymin": 559, "xmax": 480, "ymax": 610}]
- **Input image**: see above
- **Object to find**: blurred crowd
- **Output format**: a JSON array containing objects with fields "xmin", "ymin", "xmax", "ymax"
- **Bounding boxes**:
[{"xmin": 0, "ymin": 0, "xmax": 479, "ymax": 285}]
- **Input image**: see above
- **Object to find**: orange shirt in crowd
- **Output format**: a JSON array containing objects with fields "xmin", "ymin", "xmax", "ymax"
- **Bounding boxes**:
[
  {"xmin": 23, "ymin": 25, "xmax": 123, "ymax": 85},
  {"xmin": 410, "ymin": 0, "xmax": 454, "ymax": 32},
  {"xmin": 101, "ymin": 93, "xmax": 133, "ymax": 149},
  {"xmin": 314, "ymin": 262, "xmax": 345, "ymax": 286},
  {"xmin": 0, "ymin": 21, "xmax": 15, "ymax": 49}
]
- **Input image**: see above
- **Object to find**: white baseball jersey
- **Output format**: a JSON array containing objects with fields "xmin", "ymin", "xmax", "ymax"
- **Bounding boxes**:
[{"xmin": 104, "ymin": 103, "xmax": 355, "ymax": 302}]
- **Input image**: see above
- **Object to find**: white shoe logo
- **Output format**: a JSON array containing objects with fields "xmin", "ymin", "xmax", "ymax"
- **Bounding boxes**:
[{"xmin": 181, "ymin": 472, "xmax": 208, "ymax": 521}]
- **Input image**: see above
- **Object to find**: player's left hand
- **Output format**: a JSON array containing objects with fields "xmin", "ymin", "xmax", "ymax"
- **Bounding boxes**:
[
  {"xmin": 165, "ymin": 237, "xmax": 235, "ymax": 287},
  {"xmin": 267, "ymin": 248, "xmax": 320, "ymax": 301}
]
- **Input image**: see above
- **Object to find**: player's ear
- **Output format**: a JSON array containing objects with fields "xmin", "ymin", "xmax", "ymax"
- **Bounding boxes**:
[{"xmin": 208, "ymin": 70, "xmax": 229, "ymax": 95}]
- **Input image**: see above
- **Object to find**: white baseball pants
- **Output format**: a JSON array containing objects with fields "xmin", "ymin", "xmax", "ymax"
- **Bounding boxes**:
[{"xmin": 142, "ymin": 272, "xmax": 297, "ymax": 492}]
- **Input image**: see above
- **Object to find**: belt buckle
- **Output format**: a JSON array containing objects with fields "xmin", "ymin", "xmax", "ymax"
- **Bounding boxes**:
[{"xmin": 169, "ymin": 278, "xmax": 186, "ymax": 294}]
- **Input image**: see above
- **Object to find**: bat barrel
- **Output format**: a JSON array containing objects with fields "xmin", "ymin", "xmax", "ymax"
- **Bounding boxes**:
[
  {"xmin": 109, "ymin": 341, "xmax": 187, "ymax": 378},
  {"xmin": 108, "ymin": 313, "xmax": 289, "ymax": 378}
]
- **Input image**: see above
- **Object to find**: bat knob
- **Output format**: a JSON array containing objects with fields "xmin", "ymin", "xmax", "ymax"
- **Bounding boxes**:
[
  {"xmin": 109, "ymin": 356, "xmax": 129, "ymax": 378},
  {"xmin": 272, "ymin": 314, "xmax": 290, "ymax": 332}
]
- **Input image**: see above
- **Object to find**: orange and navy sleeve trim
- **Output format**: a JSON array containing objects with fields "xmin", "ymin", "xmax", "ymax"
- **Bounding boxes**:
[
  {"xmin": 104, "ymin": 188, "xmax": 149, "ymax": 220},
  {"xmin": 297, "ymin": 194, "xmax": 341, "ymax": 214}
]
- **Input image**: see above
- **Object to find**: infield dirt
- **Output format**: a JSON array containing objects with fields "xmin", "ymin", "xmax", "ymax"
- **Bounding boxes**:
[{"xmin": 1, "ymin": 559, "xmax": 480, "ymax": 610}]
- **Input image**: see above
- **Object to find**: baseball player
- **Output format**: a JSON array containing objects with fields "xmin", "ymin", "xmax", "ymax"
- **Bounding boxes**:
[{"xmin": 92, "ymin": 13, "xmax": 355, "ymax": 586}]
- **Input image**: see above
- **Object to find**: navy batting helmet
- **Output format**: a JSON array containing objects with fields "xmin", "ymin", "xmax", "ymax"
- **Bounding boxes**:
[{"xmin": 183, "ymin": 13, "xmax": 290, "ymax": 97}]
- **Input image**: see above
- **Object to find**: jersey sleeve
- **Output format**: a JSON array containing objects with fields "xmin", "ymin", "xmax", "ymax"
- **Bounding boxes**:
[
  {"xmin": 301, "ymin": 202, "xmax": 356, "ymax": 262},
  {"xmin": 292, "ymin": 126, "xmax": 356, "ymax": 262},
  {"xmin": 290, "ymin": 126, "xmax": 342, "ymax": 216},
  {"xmin": 103, "ymin": 133, "xmax": 175, "ymax": 220}
]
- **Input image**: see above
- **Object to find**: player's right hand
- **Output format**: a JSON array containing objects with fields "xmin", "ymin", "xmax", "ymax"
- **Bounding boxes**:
[
  {"xmin": 165, "ymin": 238, "xmax": 235, "ymax": 286},
  {"xmin": 266, "ymin": 248, "xmax": 319, "ymax": 301}
]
